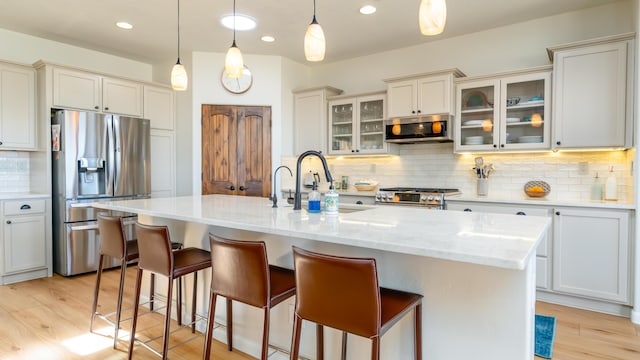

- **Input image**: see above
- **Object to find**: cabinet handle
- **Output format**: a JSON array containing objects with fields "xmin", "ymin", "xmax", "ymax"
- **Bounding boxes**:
[
  {"xmin": 555, "ymin": 211, "xmax": 560, "ymax": 216},
  {"xmin": 6, "ymin": 220, "xmax": 11, "ymax": 224},
  {"xmin": 351, "ymin": 149, "xmax": 355, "ymax": 153},
  {"xmin": 516, "ymin": 211, "xmax": 526, "ymax": 216},
  {"xmin": 356, "ymin": 200, "xmax": 363, "ymax": 205},
  {"xmin": 0, "ymin": 141, "xmax": 3, "ymax": 145},
  {"xmin": 493, "ymin": 144, "xmax": 497, "ymax": 148},
  {"xmin": 104, "ymin": 107, "xmax": 109, "ymax": 111},
  {"xmin": 228, "ymin": 185, "xmax": 235, "ymax": 191},
  {"xmin": 411, "ymin": 110, "xmax": 416, "ymax": 114},
  {"xmin": 20, "ymin": 204, "xmax": 31, "ymax": 210},
  {"xmin": 355, "ymin": 149, "xmax": 360, "ymax": 152},
  {"xmin": 556, "ymin": 141, "xmax": 561, "ymax": 146},
  {"xmin": 417, "ymin": 110, "xmax": 421, "ymax": 114},
  {"xmin": 463, "ymin": 208, "xmax": 472, "ymax": 212},
  {"xmin": 500, "ymin": 144, "xmax": 505, "ymax": 148},
  {"xmin": 94, "ymin": 106, "xmax": 99, "ymax": 110},
  {"xmin": 239, "ymin": 186, "xmax": 246, "ymax": 191}
]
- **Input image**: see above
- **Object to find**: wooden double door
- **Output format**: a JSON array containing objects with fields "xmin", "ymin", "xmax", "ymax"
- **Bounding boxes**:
[{"xmin": 202, "ymin": 105, "xmax": 271, "ymax": 197}]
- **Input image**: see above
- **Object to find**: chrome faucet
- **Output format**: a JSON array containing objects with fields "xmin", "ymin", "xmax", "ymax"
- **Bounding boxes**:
[
  {"xmin": 271, "ymin": 165, "xmax": 293, "ymax": 208},
  {"xmin": 294, "ymin": 150, "xmax": 333, "ymax": 210}
]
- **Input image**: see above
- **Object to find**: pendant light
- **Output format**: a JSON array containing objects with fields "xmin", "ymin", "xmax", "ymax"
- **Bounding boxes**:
[
  {"xmin": 419, "ymin": 0, "xmax": 447, "ymax": 36},
  {"xmin": 171, "ymin": 0, "xmax": 188, "ymax": 90},
  {"xmin": 225, "ymin": 0, "xmax": 244, "ymax": 78},
  {"xmin": 304, "ymin": 0, "xmax": 325, "ymax": 62}
]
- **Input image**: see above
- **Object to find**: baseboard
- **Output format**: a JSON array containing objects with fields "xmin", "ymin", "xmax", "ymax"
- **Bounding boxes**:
[
  {"xmin": 1, "ymin": 267, "xmax": 49, "ymax": 285},
  {"xmin": 537, "ymin": 290, "xmax": 632, "ymax": 318}
]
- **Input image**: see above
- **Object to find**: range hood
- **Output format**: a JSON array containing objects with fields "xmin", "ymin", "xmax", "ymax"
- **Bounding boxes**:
[{"xmin": 384, "ymin": 114, "xmax": 453, "ymax": 143}]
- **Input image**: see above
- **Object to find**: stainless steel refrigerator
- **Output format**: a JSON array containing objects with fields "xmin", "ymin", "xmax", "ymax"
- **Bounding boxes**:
[{"xmin": 52, "ymin": 109, "xmax": 151, "ymax": 276}]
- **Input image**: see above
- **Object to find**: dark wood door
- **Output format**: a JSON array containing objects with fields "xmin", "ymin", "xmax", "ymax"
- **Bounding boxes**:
[{"xmin": 202, "ymin": 105, "xmax": 271, "ymax": 197}]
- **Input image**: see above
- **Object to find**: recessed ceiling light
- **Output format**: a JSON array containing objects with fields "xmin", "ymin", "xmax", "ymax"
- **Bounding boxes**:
[
  {"xmin": 116, "ymin": 22, "xmax": 133, "ymax": 30},
  {"xmin": 221, "ymin": 15, "xmax": 256, "ymax": 31},
  {"xmin": 359, "ymin": 5, "xmax": 377, "ymax": 15},
  {"xmin": 261, "ymin": 35, "xmax": 275, "ymax": 43}
]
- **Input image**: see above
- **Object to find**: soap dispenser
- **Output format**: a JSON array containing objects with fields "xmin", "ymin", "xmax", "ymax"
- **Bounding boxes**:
[
  {"xmin": 604, "ymin": 166, "xmax": 617, "ymax": 201},
  {"xmin": 590, "ymin": 172, "xmax": 602, "ymax": 200},
  {"xmin": 324, "ymin": 185, "xmax": 339, "ymax": 215},
  {"xmin": 307, "ymin": 181, "xmax": 321, "ymax": 213}
]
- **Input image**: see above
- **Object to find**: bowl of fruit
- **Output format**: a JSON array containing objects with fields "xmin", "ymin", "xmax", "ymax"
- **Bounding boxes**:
[{"xmin": 524, "ymin": 181, "xmax": 550, "ymax": 198}]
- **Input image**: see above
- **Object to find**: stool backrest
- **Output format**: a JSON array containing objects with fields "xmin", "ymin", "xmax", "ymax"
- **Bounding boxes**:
[
  {"xmin": 209, "ymin": 235, "xmax": 270, "ymax": 308},
  {"xmin": 135, "ymin": 223, "xmax": 174, "ymax": 276},
  {"xmin": 97, "ymin": 214, "xmax": 126, "ymax": 259},
  {"xmin": 292, "ymin": 246, "xmax": 381, "ymax": 338}
]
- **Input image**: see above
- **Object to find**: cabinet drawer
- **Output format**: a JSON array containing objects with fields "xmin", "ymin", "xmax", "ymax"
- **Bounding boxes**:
[
  {"xmin": 4, "ymin": 199, "xmax": 45, "ymax": 215},
  {"xmin": 536, "ymin": 257, "xmax": 549, "ymax": 289}
]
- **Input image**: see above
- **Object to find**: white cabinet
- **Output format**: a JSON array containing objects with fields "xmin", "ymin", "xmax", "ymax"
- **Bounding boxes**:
[
  {"xmin": 552, "ymin": 207, "xmax": 630, "ymax": 303},
  {"xmin": 0, "ymin": 62, "xmax": 36, "ymax": 150},
  {"xmin": 385, "ymin": 69, "xmax": 464, "ymax": 118},
  {"xmin": 150, "ymin": 129, "xmax": 176, "ymax": 197},
  {"xmin": 328, "ymin": 92, "xmax": 392, "ymax": 155},
  {"xmin": 52, "ymin": 67, "xmax": 143, "ymax": 117},
  {"xmin": 144, "ymin": 85, "xmax": 175, "ymax": 130},
  {"xmin": 548, "ymin": 33, "xmax": 634, "ymax": 149},
  {"xmin": 455, "ymin": 67, "xmax": 551, "ymax": 152},
  {"xmin": 447, "ymin": 201, "xmax": 552, "ymax": 289},
  {"xmin": 1, "ymin": 199, "xmax": 47, "ymax": 284},
  {"xmin": 293, "ymin": 86, "xmax": 342, "ymax": 155}
]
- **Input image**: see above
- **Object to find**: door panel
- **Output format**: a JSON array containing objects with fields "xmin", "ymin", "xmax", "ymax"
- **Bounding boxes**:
[
  {"xmin": 202, "ymin": 105, "xmax": 238, "ymax": 195},
  {"xmin": 237, "ymin": 107, "xmax": 271, "ymax": 197}
]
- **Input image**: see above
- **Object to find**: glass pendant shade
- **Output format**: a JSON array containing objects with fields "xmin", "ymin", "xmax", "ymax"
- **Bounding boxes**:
[
  {"xmin": 171, "ymin": 61, "xmax": 188, "ymax": 91},
  {"xmin": 304, "ymin": 18, "xmax": 325, "ymax": 62},
  {"xmin": 225, "ymin": 42, "xmax": 244, "ymax": 78},
  {"xmin": 419, "ymin": 0, "xmax": 447, "ymax": 36}
]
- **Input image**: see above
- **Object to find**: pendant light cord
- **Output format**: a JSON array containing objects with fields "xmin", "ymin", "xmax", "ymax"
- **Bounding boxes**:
[
  {"xmin": 176, "ymin": 0, "xmax": 181, "ymax": 62},
  {"xmin": 232, "ymin": 0, "xmax": 237, "ymax": 45},
  {"xmin": 312, "ymin": 0, "xmax": 317, "ymax": 22}
]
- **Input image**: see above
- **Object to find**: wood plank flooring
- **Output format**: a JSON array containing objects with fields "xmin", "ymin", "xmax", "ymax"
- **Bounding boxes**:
[{"xmin": 0, "ymin": 268, "xmax": 638, "ymax": 359}]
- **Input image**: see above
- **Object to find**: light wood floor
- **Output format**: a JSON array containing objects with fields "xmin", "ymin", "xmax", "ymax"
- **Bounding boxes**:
[{"xmin": 0, "ymin": 268, "xmax": 639, "ymax": 360}]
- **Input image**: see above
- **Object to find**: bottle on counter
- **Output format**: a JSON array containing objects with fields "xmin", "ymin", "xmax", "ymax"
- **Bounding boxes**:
[
  {"xmin": 604, "ymin": 166, "xmax": 617, "ymax": 201},
  {"xmin": 324, "ymin": 185, "xmax": 339, "ymax": 215},
  {"xmin": 307, "ymin": 181, "xmax": 321, "ymax": 213},
  {"xmin": 590, "ymin": 172, "xmax": 603, "ymax": 200}
]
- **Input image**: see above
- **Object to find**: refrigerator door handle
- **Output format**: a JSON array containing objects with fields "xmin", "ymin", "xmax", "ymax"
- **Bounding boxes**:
[
  {"xmin": 69, "ymin": 223, "xmax": 99, "ymax": 231},
  {"xmin": 106, "ymin": 116, "xmax": 116, "ymax": 196}
]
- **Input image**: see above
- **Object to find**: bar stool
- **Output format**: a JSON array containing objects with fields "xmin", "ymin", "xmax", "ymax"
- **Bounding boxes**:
[
  {"xmin": 128, "ymin": 223, "xmax": 212, "ymax": 360},
  {"xmin": 203, "ymin": 235, "xmax": 296, "ymax": 360},
  {"xmin": 290, "ymin": 246, "xmax": 423, "ymax": 360},
  {"xmin": 90, "ymin": 214, "xmax": 182, "ymax": 349}
]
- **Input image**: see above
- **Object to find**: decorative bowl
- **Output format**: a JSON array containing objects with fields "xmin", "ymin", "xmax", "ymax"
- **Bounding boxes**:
[
  {"xmin": 353, "ymin": 182, "xmax": 378, "ymax": 191},
  {"xmin": 524, "ymin": 180, "xmax": 550, "ymax": 198}
]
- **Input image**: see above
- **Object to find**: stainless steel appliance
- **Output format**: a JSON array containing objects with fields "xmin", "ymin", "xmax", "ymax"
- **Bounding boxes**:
[
  {"xmin": 375, "ymin": 187, "xmax": 460, "ymax": 209},
  {"xmin": 52, "ymin": 109, "xmax": 151, "ymax": 276},
  {"xmin": 383, "ymin": 115, "xmax": 453, "ymax": 143}
]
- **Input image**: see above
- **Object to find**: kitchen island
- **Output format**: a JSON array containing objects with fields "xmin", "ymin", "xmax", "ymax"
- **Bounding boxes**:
[{"xmin": 92, "ymin": 194, "xmax": 550, "ymax": 360}]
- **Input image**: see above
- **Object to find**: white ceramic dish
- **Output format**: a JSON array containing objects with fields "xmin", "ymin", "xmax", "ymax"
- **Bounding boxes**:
[
  {"xmin": 506, "ymin": 117, "xmax": 520, "ymax": 123},
  {"xmin": 519, "ymin": 100, "xmax": 544, "ymax": 106},
  {"xmin": 518, "ymin": 135, "xmax": 543, "ymax": 143},
  {"xmin": 464, "ymin": 136, "xmax": 484, "ymax": 145},
  {"xmin": 462, "ymin": 120, "xmax": 484, "ymax": 126}
]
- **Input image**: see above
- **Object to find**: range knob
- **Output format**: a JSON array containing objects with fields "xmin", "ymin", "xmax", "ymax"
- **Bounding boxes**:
[
  {"xmin": 420, "ymin": 195, "xmax": 428, "ymax": 201},
  {"xmin": 427, "ymin": 195, "xmax": 435, "ymax": 202}
]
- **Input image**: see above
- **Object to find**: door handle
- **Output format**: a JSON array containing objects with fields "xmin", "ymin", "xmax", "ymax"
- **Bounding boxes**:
[
  {"xmin": 20, "ymin": 204, "xmax": 31, "ymax": 210},
  {"xmin": 228, "ymin": 185, "xmax": 235, "ymax": 191},
  {"xmin": 516, "ymin": 211, "xmax": 526, "ymax": 215},
  {"xmin": 239, "ymin": 186, "xmax": 247, "ymax": 191},
  {"xmin": 6, "ymin": 220, "xmax": 11, "ymax": 224}
]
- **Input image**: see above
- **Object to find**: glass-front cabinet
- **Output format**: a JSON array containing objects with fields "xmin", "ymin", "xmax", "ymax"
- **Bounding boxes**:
[
  {"xmin": 455, "ymin": 67, "xmax": 551, "ymax": 152},
  {"xmin": 328, "ymin": 92, "xmax": 388, "ymax": 155}
]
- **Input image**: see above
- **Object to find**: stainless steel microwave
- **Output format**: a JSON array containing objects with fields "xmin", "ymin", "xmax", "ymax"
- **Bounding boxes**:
[{"xmin": 384, "ymin": 114, "xmax": 453, "ymax": 143}]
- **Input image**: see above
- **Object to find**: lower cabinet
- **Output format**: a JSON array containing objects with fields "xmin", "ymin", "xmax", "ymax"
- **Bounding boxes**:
[
  {"xmin": 552, "ymin": 207, "xmax": 631, "ymax": 304},
  {"xmin": 150, "ymin": 129, "xmax": 176, "ymax": 197},
  {"xmin": 1, "ymin": 199, "xmax": 48, "ymax": 284},
  {"xmin": 446, "ymin": 201, "xmax": 552, "ymax": 289}
]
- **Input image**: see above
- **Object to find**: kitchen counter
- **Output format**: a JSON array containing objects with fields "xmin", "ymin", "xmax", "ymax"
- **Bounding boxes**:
[
  {"xmin": 92, "ymin": 195, "xmax": 549, "ymax": 360},
  {"xmin": 448, "ymin": 194, "xmax": 635, "ymax": 210},
  {"xmin": 0, "ymin": 193, "xmax": 49, "ymax": 200}
]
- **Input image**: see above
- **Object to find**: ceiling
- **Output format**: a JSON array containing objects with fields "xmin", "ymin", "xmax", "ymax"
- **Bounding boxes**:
[{"xmin": 0, "ymin": 0, "xmax": 623, "ymax": 65}]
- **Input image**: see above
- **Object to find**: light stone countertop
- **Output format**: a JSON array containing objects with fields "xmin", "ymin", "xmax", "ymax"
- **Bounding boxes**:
[
  {"xmin": 448, "ymin": 194, "xmax": 635, "ymax": 210},
  {"xmin": 0, "ymin": 193, "xmax": 49, "ymax": 200},
  {"xmin": 92, "ymin": 194, "xmax": 550, "ymax": 271}
]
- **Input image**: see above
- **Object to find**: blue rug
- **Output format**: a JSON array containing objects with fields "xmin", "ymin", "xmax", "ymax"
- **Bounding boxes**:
[{"xmin": 535, "ymin": 314, "xmax": 557, "ymax": 358}]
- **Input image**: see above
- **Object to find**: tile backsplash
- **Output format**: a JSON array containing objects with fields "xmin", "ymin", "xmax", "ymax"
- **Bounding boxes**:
[
  {"xmin": 282, "ymin": 144, "xmax": 634, "ymax": 202},
  {"xmin": 0, "ymin": 152, "xmax": 30, "ymax": 193}
]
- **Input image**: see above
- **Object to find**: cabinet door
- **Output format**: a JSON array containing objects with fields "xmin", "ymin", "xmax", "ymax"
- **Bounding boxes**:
[
  {"xmin": 144, "ymin": 85, "xmax": 175, "ymax": 130},
  {"xmin": 4, "ymin": 214, "xmax": 46, "ymax": 273},
  {"xmin": 102, "ymin": 77, "xmax": 143, "ymax": 117},
  {"xmin": 387, "ymin": 79, "xmax": 417, "ymax": 118},
  {"xmin": 328, "ymin": 99, "xmax": 355, "ymax": 155},
  {"xmin": 553, "ymin": 41, "xmax": 629, "ymax": 149},
  {"xmin": 552, "ymin": 208, "xmax": 629, "ymax": 303},
  {"xmin": 417, "ymin": 74, "xmax": 452, "ymax": 115},
  {"xmin": 52, "ymin": 67, "xmax": 101, "ymax": 111},
  {"xmin": 293, "ymin": 89, "xmax": 333, "ymax": 155},
  {"xmin": 0, "ymin": 64, "xmax": 36, "ymax": 150},
  {"xmin": 455, "ymin": 79, "xmax": 500, "ymax": 152},
  {"xmin": 356, "ymin": 94, "xmax": 386, "ymax": 154},
  {"xmin": 150, "ymin": 129, "xmax": 175, "ymax": 197}
]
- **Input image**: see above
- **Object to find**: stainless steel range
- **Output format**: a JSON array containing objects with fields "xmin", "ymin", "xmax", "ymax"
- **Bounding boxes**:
[{"xmin": 375, "ymin": 187, "xmax": 460, "ymax": 209}]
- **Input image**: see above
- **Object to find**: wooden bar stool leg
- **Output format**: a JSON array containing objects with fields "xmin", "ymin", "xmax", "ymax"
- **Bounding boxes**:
[
  {"xmin": 113, "ymin": 260, "xmax": 127, "ymax": 349},
  {"xmin": 317, "ymin": 324, "xmax": 324, "ymax": 360},
  {"xmin": 191, "ymin": 271, "xmax": 198, "ymax": 333},
  {"xmin": 90, "ymin": 255, "xmax": 104, "ymax": 333},
  {"xmin": 415, "ymin": 304, "xmax": 422, "ymax": 360},
  {"xmin": 128, "ymin": 268, "xmax": 144, "ymax": 360},
  {"xmin": 203, "ymin": 291, "xmax": 218, "ymax": 360},
  {"xmin": 371, "ymin": 336, "xmax": 380, "ymax": 360},
  {"xmin": 261, "ymin": 307, "xmax": 270, "ymax": 360},
  {"xmin": 226, "ymin": 298, "xmax": 233, "ymax": 351}
]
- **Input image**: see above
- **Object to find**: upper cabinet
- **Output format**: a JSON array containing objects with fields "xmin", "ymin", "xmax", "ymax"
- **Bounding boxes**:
[
  {"xmin": 0, "ymin": 61, "xmax": 36, "ymax": 150},
  {"xmin": 548, "ymin": 33, "xmax": 634, "ymax": 150},
  {"xmin": 52, "ymin": 67, "xmax": 143, "ymax": 117},
  {"xmin": 384, "ymin": 68, "xmax": 465, "ymax": 118},
  {"xmin": 143, "ymin": 85, "xmax": 175, "ymax": 130},
  {"xmin": 454, "ymin": 67, "xmax": 551, "ymax": 152},
  {"xmin": 327, "ymin": 92, "xmax": 391, "ymax": 155},
  {"xmin": 293, "ymin": 86, "xmax": 342, "ymax": 155}
]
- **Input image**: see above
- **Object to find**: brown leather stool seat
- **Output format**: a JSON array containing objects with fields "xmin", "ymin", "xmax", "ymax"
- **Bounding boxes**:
[
  {"xmin": 203, "ymin": 235, "xmax": 296, "ymax": 360},
  {"xmin": 90, "ymin": 214, "xmax": 182, "ymax": 349},
  {"xmin": 128, "ymin": 223, "xmax": 212, "ymax": 360},
  {"xmin": 290, "ymin": 246, "xmax": 423, "ymax": 360}
]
